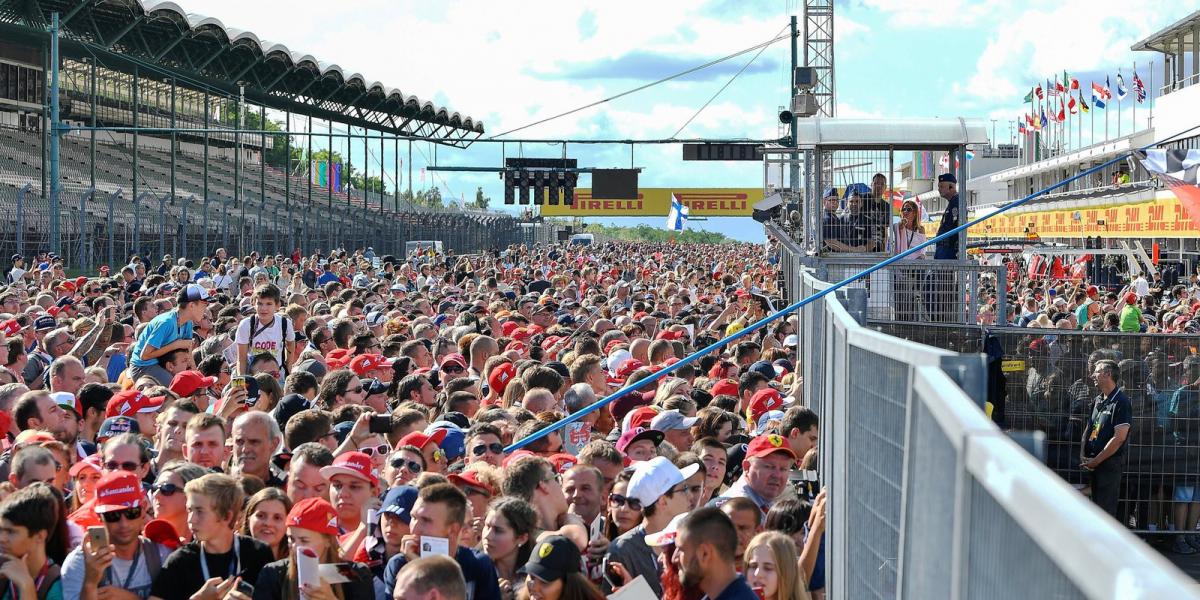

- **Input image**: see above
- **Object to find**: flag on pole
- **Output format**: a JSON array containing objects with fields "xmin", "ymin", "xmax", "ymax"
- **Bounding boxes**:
[
  {"xmin": 1039, "ymin": 108, "xmax": 1048, "ymax": 129},
  {"xmin": 1068, "ymin": 94, "xmax": 1078, "ymax": 115},
  {"xmin": 1133, "ymin": 71, "xmax": 1147, "ymax": 103},
  {"xmin": 1024, "ymin": 88, "xmax": 1034, "ymax": 103},
  {"xmin": 1135, "ymin": 149, "xmax": 1200, "ymax": 228},
  {"xmin": 1047, "ymin": 78, "xmax": 1058, "ymax": 96},
  {"xmin": 1056, "ymin": 98, "xmax": 1066, "ymax": 122},
  {"xmin": 1092, "ymin": 80, "xmax": 1111, "ymax": 102},
  {"xmin": 1116, "ymin": 72, "xmax": 1128, "ymax": 101},
  {"xmin": 1055, "ymin": 76, "xmax": 1066, "ymax": 93},
  {"xmin": 1079, "ymin": 92, "xmax": 1090, "ymax": 113},
  {"xmin": 666, "ymin": 196, "xmax": 689, "ymax": 232},
  {"xmin": 1018, "ymin": 120, "xmax": 1028, "ymax": 135},
  {"xmin": 1070, "ymin": 76, "xmax": 1080, "ymax": 90},
  {"xmin": 1035, "ymin": 83, "xmax": 1044, "ymax": 100}
]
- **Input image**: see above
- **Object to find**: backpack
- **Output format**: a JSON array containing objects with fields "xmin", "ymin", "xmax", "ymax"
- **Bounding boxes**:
[{"xmin": 247, "ymin": 314, "xmax": 291, "ymax": 374}]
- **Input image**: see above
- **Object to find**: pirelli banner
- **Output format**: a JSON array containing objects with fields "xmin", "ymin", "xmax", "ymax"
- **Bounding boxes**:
[
  {"xmin": 541, "ymin": 188, "xmax": 763, "ymax": 217},
  {"xmin": 967, "ymin": 192, "xmax": 1200, "ymax": 239}
]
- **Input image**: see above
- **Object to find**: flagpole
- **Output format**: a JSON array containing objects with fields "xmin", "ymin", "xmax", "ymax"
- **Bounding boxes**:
[
  {"xmin": 1133, "ymin": 60, "xmax": 1138, "ymax": 132},
  {"xmin": 1117, "ymin": 69, "xmax": 1122, "ymax": 138},
  {"xmin": 1150, "ymin": 59, "xmax": 1155, "ymax": 128},
  {"xmin": 1090, "ymin": 88, "xmax": 1095, "ymax": 147}
]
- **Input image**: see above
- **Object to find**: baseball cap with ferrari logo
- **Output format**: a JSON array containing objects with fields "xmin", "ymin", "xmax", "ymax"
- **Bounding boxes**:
[
  {"xmin": 105, "ymin": 389, "xmax": 165, "ymax": 418},
  {"xmin": 746, "ymin": 434, "xmax": 797, "ymax": 461},
  {"xmin": 287, "ymin": 497, "xmax": 341, "ymax": 536}
]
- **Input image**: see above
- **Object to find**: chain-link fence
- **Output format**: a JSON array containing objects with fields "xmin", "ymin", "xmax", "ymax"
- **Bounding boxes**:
[
  {"xmin": 877, "ymin": 321, "xmax": 1200, "ymax": 540},
  {"xmin": 0, "ymin": 182, "xmax": 557, "ymax": 268},
  {"xmin": 784, "ymin": 247, "xmax": 1196, "ymax": 597}
]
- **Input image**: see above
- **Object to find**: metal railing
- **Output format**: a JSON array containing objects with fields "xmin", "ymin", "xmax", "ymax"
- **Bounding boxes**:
[
  {"xmin": 0, "ymin": 183, "xmax": 559, "ymax": 268},
  {"xmin": 791, "ymin": 257, "xmax": 1197, "ymax": 597}
]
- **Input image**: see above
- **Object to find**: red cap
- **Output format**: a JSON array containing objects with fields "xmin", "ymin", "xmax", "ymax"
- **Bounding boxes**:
[
  {"xmin": 327, "ymin": 348, "xmax": 352, "ymax": 362},
  {"xmin": 287, "ymin": 497, "xmax": 341, "ymax": 536},
  {"xmin": 747, "ymin": 388, "xmax": 785, "ymax": 424},
  {"xmin": 1124, "ymin": 292, "xmax": 1137, "ymax": 305},
  {"xmin": 350, "ymin": 354, "xmax": 385, "ymax": 376},
  {"xmin": 14, "ymin": 430, "xmax": 56, "ymax": 445},
  {"xmin": 547, "ymin": 453, "xmax": 578, "ymax": 475},
  {"xmin": 169, "ymin": 370, "xmax": 216, "ymax": 397},
  {"xmin": 106, "ymin": 389, "xmax": 165, "ymax": 418},
  {"xmin": 527, "ymin": 324, "xmax": 544, "ymax": 336},
  {"xmin": 69, "ymin": 454, "xmax": 102, "ymax": 478},
  {"xmin": 656, "ymin": 329, "xmax": 685, "ymax": 341},
  {"xmin": 488, "ymin": 363, "xmax": 516, "ymax": 395},
  {"xmin": 1087, "ymin": 285, "xmax": 1099, "ymax": 298},
  {"xmin": 627, "ymin": 406, "xmax": 659, "ymax": 430},
  {"xmin": 319, "ymin": 452, "xmax": 379, "ymax": 486},
  {"xmin": 0, "ymin": 319, "xmax": 21, "ymax": 336},
  {"xmin": 47, "ymin": 306, "xmax": 62, "ymax": 317},
  {"xmin": 439, "ymin": 353, "xmax": 468, "ymax": 370},
  {"xmin": 746, "ymin": 434, "xmax": 797, "ymax": 461},
  {"xmin": 502, "ymin": 449, "xmax": 536, "ymax": 468},
  {"xmin": 448, "ymin": 471, "xmax": 495, "ymax": 495},
  {"xmin": 709, "ymin": 362, "xmax": 735, "ymax": 379},
  {"xmin": 93, "ymin": 471, "xmax": 145, "ymax": 513},
  {"xmin": 75, "ymin": 276, "xmax": 88, "ymax": 289},
  {"xmin": 511, "ymin": 328, "xmax": 532, "ymax": 342},
  {"xmin": 710, "ymin": 378, "xmax": 739, "ymax": 398},
  {"xmin": 500, "ymin": 321, "xmax": 521, "ymax": 337},
  {"xmin": 604, "ymin": 340, "xmax": 626, "ymax": 355},
  {"xmin": 400, "ymin": 428, "xmax": 448, "ymax": 451},
  {"xmin": 143, "ymin": 519, "xmax": 182, "ymax": 550},
  {"xmin": 540, "ymin": 336, "xmax": 561, "ymax": 350},
  {"xmin": 615, "ymin": 358, "xmax": 644, "ymax": 380},
  {"xmin": 58, "ymin": 281, "xmax": 77, "ymax": 293},
  {"xmin": 505, "ymin": 341, "xmax": 528, "ymax": 353}
]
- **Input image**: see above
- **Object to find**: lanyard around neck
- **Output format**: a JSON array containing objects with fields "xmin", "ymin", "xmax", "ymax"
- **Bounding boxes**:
[{"xmin": 199, "ymin": 538, "xmax": 240, "ymax": 581}]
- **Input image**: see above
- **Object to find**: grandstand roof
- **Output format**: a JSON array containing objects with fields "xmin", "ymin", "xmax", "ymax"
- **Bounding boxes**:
[
  {"xmin": 0, "ymin": 0, "xmax": 483, "ymax": 146},
  {"xmin": 1131, "ymin": 11, "xmax": 1200, "ymax": 52}
]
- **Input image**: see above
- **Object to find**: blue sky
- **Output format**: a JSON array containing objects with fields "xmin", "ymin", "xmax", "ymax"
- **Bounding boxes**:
[{"xmin": 187, "ymin": 0, "xmax": 1188, "ymax": 242}]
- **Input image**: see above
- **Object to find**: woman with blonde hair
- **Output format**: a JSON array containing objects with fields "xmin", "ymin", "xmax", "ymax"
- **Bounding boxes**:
[
  {"xmin": 252, "ymin": 498, "xmax": 374, "ymax": 600},
  {"xmin": 887, "ymin": 198, "xmax": 928, "ymax": 321},
  {"xmin": 744, "ymin": 531, "xmax": 811, "ymax": 600}
]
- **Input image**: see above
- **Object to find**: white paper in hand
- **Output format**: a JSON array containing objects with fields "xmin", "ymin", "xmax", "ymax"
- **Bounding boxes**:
[
  {"xmin": 317, "ymin": 563, "xmax": 351, "ymax": 585},
  {"xmin": 607, "ymin": 575, "xmax": 657, "ymax": 600},
  {"xmin": 295, "ymin": 546, "xmax": 320, "ymax": 593},
  {"xmin": 419, "ymin": 535, "xmax": 450, "ymax": 557}
]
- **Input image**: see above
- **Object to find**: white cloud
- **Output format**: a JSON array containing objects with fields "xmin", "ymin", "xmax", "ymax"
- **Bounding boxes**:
[{"xmin": 858, "ymin": 0, "xmax": 1005, "ymax": 28}]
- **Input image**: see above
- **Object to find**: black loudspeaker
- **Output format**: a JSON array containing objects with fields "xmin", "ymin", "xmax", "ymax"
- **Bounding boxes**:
[{"xmin": 557, "ymin": 230, "xmax": 571, "ymax": 241}]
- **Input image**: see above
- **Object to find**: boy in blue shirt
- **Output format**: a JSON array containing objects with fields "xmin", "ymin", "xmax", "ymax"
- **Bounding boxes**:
[{"xmin": 127, "ymin": 284, "xmax": 211, "ymax": 385}]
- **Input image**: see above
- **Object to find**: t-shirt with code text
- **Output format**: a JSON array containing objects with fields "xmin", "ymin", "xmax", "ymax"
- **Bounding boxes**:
[{"xmin": 235, "ymin": 314, "xmax": 295, "ymax": 368}]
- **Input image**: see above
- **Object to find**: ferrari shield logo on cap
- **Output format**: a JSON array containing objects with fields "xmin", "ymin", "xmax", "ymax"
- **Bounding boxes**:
[
  {"xmin": 539, "ymin": 542, "xmax": 554, "ymax": 558},
  {"xmin": 768, "ymin": 434, "xmax": 784, "ymax": 447}
]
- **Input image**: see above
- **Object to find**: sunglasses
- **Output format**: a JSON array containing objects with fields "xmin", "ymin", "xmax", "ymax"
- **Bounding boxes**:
[
  {"xmin": 390, "ymin": 458, "xmax": 423, "ymax": 473},
  {"xmin": 609, "ymin": 493, "xmax": 643, "ymax": 511},
  {"xmin": 105, "ymin": 461, "xmax": 142, "ymax": 472},
  {"xmin": 359, "ymin": 443, "xmax": 392, "ymax": 457},
  {"xmin": 344, "ymin": 385, "xmax": 364, "ymax": 394},
  {"xmin": 471, "ymin": 443, "xmax": 504, "ymax": 456},
  {"xmin": 442, "ymin": 365, "xmax": 464, "ymax": 374},
  {"xmin": 901, "ymin": 206, "xmax": 915, "ymax": 212},
  {"xmin": 151, "ymin": 482, "xmax": 182, "ymax": 497},
  {"xmin": 101, "ymin": 507, "xmax": 143, "ymax": 523}
]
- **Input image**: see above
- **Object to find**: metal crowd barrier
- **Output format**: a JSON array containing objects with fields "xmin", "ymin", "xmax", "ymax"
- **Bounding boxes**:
[{"xmin": 796, "ymin": 266, "xmax": 1197, "ymax": 598}]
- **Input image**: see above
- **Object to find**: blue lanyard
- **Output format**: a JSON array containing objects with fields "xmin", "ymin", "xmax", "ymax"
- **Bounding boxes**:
[
  {"xmin": 104, "ymin": 544, "xmax": 143, "ymax": 589},
  {"xmin": 199, "ymin": 539, "xmax": 241, "ymax": 581}
]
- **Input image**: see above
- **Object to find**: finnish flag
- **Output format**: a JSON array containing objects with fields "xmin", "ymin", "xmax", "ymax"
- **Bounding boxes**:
[{"xmin": 666, "ymin": 197, "xmax": 689, "ymax": 232}]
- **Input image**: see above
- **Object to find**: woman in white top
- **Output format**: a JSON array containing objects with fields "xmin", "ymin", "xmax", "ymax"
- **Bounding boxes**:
[{"xmin": 887, "ymin": 198, "xmax": 928, "ymax": 321}]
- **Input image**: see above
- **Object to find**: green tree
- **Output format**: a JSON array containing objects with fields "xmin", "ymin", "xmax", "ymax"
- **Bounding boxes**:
[
  {"xmin": 582, "ymin": 223, "xmax": 732, "ymax": 244},
  {"xmin": 473, "ymin": 186, "xmax": 491, "ymax": 210}
]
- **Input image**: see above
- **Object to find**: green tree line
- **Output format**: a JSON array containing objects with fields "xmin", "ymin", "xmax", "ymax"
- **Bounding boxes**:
[{"xmin": 583, "ymin": 223, "xmax": 732, "ymax": 244}]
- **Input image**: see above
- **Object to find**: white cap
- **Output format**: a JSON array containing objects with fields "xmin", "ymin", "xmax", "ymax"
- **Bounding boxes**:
[
  {"xmin": 627, "ymin": 456, "xmax": 701, "ymax": 507},
  {"xmin": 783, "ymin": 334, "xmax": 799, "ymax": 347},
  {"xmin": 755, "ymin": 410, "xmax": 786, "ymax": 435},
  {"xmin": 607, "ymin": 349, "xmax": 633, "ymax": 378},
  {"xmin": 650, "ymin": 409, "xmax": 699, "ymax": 432}
]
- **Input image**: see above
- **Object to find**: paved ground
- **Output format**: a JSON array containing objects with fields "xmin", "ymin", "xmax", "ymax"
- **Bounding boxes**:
[{"xmin": 1145, "ymin": 535, "xmax": 1200, "ymax": 579}]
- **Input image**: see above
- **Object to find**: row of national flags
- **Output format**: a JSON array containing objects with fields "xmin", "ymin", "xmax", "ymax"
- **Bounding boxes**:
[{"xmin": 1016, "ymin": 68, "xmax": 1146, "ymax": 136}]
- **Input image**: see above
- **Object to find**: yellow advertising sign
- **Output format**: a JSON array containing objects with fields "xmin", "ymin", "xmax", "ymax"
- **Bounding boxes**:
[
  {"xmin": 968, "ymin": 191, "xmax": 1200, "ymax": 239},
  {"xmin": 540, "ymin": 188, "xmax": 763, "ymax": 217}
]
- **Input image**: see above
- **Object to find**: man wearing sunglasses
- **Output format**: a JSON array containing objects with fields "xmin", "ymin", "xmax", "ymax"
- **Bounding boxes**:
[
  {"xmin": 604, "ymin": 456, "xmax": 699, "ymax": 597},
  {"xmin": 62, "ymin": 470, "xmax": 171, "ymax": 600},
  {"xmin": 464, "ymin": 423, "xmax": 504, "ymax": 468}
]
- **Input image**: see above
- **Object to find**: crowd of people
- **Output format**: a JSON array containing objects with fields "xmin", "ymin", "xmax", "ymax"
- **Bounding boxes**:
[{"xmin": 0, "ymin": 240, "xmax": 825, "ymax": 600}]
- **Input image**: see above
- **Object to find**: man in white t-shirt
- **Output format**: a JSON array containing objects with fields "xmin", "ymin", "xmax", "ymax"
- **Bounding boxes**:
[
  {"xmin": 7, "ymin": 254, "xmax": 26, "ymax": 284},
  {"xmin": 234, "ymin": 283, "xmax": 296, "ymax": 374}
]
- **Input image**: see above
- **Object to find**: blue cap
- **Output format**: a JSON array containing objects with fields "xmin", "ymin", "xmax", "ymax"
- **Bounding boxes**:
[
  {"xmin": 748, "ymin": 360, "xmax": 777, "ymax": 381},
  {"xmin": 557, "ymin": 314, "xmax": 576, "ymax": 326},
  {"xmin": 362, "ymin": 378, "xmax": 389, "ymax": 395},
  {"xmin": 34, "ymin": 315, "xmax": 57, "ymax": 331},
  {"xmin": 822, "ymin": 186, "xmax": 839, "ymax": 199},
  {"xmin": 843, "ymin": 183, "xmax": 870, "ymax": 199},
  {"xmin": 432, "ymin": 314, "xmax": 448, "ymax": 326},
  {"xmin": 938, "ymin": 173, "xmax": 957, "ymax": 184},
  {"xmin": 38, "ymin": 262, "xmax": 49, "ymax": 270},
  {"xmin": 425, "ymin": 422, "xmax": 466, "ymax": 462},
  {"xmin": 380, "ymin": 486, "xmax": 418, "ymax": 524},
  {"xmin": 332, "ymin": 421, "xmax": 354, "ymax": 445},
  {"xmin": 98, "ymin": 416, "xmax": 140, "ymax": 442},
  {"xmin": 56, "ymin": 296, "xmax": 74, "ymax": 308}
]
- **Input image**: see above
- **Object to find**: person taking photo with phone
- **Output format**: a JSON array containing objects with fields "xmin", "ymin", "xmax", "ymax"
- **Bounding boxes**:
[
  {"xmin": 62, "ymin": 471, "xmax": 172, "ymax": 600},
  {"xmin": 250, "ymin": 498, "xmax": 373, "ymax": 600}
]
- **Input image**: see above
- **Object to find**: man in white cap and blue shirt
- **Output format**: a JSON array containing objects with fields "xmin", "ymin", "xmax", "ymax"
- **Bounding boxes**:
[{"xmin": 603, "ymin": 456, "xmax": 699, "ymax": 596}]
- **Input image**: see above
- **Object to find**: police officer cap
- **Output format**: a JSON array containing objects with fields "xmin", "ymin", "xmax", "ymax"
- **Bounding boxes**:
[
  {"xmin": 822, "ymin": 187, "xmax": 839, "ymax": 199},
  {"xmin": 938, "ymin": 173, "xmax": 957, "ymax": 184}
]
